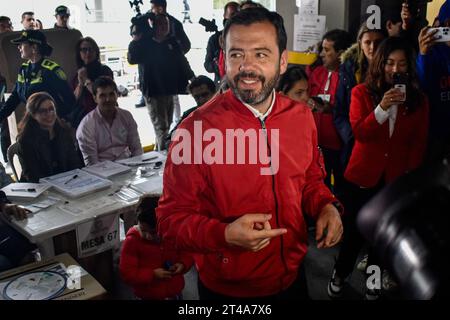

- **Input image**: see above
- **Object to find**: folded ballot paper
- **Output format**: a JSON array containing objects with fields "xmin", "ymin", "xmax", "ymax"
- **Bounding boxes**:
[
  {"xmin": 1, "ymin": 183, "xmax": 51, "ymax": 200},
  {"xmin": 39, "ymin": 169, "xmax": 113, "ymax": 199},
  {"xmin": 82, "ymin": 160, "xmax": 131, "ymax": 179},
  {"xmin": 116, "ymin": 151, "xmax": 165, "ymax": 166}
]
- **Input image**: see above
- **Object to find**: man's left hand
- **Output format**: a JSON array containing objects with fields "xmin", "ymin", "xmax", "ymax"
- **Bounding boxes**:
[{"xmin": 315, "ymin": 204, "xmax": 343, "ymax": 248}]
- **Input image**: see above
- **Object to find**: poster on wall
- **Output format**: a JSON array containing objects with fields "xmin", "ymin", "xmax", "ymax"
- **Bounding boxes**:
[
  {"xmin": 293, "ymin": 14, "xmax": 326, "ymax": 52},
  {"xmin": 296, "ymin": 0, "xmax": 319, "ymax": 15}
]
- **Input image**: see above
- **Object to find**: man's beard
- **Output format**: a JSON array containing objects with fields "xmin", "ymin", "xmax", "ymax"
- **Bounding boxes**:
[{"xmin": 229, "ymin": 70, "xmax": 279, "ymax": 106}]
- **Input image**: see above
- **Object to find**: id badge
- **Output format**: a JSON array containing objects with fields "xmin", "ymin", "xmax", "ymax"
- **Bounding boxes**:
[{"xmin": 318, "ymin": 94, "xmax": 331, "ymax": 103}]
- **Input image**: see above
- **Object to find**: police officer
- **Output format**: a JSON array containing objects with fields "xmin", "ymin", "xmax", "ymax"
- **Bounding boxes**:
[{"xmin": 0, "ymin": 30, "xmax": 76, "ymax": 125}]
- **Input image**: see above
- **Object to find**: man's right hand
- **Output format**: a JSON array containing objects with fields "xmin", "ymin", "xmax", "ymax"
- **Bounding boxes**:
[
  {"xmin": 1, "ymin": 203, "xmax": 29, "ymax": 221},
  {"xmin": 419, "ymin": 27, "xmax": 438, "ymax": 55},
  {"xmin": 224, "ymin": 214, "xmax": 287, "ymax": 252}
]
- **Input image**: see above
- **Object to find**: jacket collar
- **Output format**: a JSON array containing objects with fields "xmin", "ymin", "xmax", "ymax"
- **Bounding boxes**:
[
  {"xmin": 242, "ymin": 90, "xmax": 276, "ymax": 121},
  {"xmin": 225, "ymin": 89, "xmax": 282, "ymax": 122}
]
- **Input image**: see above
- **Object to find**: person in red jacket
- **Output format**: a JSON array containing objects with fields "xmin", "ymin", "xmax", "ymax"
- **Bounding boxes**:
[
  {"xmin": 119, "ymin": 195, "xmax": 193, "ymax": 300},
  {"xmin": 307, "ymin": 29, "xmax": 352, "ymax": 197},
  {"xmin": 327, "ymin": 37, "xmax": 429, "ymax": 300},
  {"xmin": 157, "ymin": 7, "xmax": 343, "ymax": 300}
]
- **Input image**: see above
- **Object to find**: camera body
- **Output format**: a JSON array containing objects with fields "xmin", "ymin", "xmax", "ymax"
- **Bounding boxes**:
[
  {"xmin": 130, "ymin": 12, "xmax": 155, "ymax": 36},
  {"xmin": 129, "ymin": 0, "xmax": 156, "ymax": 36},
  {"xmin": 199, "ymin": 18, "xmax": 218, "ymax": 33}
]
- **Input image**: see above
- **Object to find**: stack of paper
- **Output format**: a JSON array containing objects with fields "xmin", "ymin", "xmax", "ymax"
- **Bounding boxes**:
[
  {"xmin": 22, "ymin": 196, "xmax": 60, "ymax": 214},
  {"xmin": 82, "ymin": 160, "xmax": 131, "ymax": 179},
  {"xmin": 129, "ymin": 175, "xmax": 163, "ymax": 195},
  {"xmin": 116, "ymin": 151, "xmax": 166, "ymax": 166},
  {"xmin": 39, "ymin": 169, "xmax": 113, "ymax": 199},
  {"xmin": 1, "ymin": 183, "xmax": 51, "ymax": 200}
]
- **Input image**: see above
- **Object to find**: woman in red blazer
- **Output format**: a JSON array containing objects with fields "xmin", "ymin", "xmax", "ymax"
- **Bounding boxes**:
[{"xmin": 328, "ymin": 37, "xmax": 429, "ymax": 300}]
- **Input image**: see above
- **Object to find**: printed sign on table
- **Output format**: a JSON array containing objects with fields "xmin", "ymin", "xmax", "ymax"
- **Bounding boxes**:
[{"xmin": 76, "ymin": 213, "xmax": 119, "ymax": 258}]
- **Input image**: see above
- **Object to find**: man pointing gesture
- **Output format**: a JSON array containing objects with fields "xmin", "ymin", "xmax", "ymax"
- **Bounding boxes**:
[{"xmin": 157, "ymin": 7, "xmax": 343, "ymax": 300}]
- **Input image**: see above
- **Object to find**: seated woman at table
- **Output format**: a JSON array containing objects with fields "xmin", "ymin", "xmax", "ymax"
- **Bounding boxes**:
[
  {"xmin": 0, "ymin": 164, "xmax": 35, "ymax": 272},
  {"xmin": 17, "ymin": 92, "xmax": 83, "ymax": 183},
  {"xmin": 119, "ymin": 195, "xmax": 193, "ymax": 300}
]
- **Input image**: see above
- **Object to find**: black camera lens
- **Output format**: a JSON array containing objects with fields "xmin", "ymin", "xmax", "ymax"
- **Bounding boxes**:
[{"xmin": 358, "ymin": 160, "xmax": 450, "ymax": 299}]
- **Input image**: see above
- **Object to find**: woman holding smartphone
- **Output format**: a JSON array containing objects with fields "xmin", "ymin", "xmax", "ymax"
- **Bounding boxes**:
[{"xmin": 328, "ymin": 37, "xmax": 429, "ymax": 300}]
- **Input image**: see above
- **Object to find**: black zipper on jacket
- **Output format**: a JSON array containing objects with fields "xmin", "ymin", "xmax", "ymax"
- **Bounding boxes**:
[{"xmin": 259, "ymin": 118, "xmax": 289, "ymax": 287}]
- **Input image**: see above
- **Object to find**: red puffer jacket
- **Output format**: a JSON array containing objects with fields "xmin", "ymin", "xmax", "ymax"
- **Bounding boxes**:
[
  {"xmin": 119, "ymin": 226, "xmax": 193, "ymax": 300},
  {"xmin": 157, "ymin": 90, "xmax": 339, "ymax": 297}
]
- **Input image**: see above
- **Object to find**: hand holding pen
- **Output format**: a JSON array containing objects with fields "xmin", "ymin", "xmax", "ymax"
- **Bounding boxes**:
[{"xmin": 0, "ymin": 203, "xmax": 30, "ymax": 221}]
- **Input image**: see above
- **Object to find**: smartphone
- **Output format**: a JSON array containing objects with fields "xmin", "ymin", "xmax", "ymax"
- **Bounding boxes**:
[
  {"xmin": 393, "ymin": 73, "xmax": 407, "ymax": 102},
  {"xmin": 427, "ymin": 27, "xmax": 450, "ymax": 43},
  {"xmin": 310, "ymin": 96, "xmax": 324, "ymax": 105},
  {"xmin": 163, "ymin": 260, "xmax": 173, "ymax": 271}
]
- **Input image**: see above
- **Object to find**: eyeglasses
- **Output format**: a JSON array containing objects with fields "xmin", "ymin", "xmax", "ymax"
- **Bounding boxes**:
[
  {"xmin": 36, "ymin": 107, "xmax": 56, "ymax": 115},
  {"xmin": 80, "ymin": 47, "xmax": 94, "ymax": 53}
]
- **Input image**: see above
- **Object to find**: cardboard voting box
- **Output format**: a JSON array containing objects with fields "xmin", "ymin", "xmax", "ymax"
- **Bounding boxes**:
[{"xmin": 0, "ymin": 253, "xmax": 106, "ymax": 300}]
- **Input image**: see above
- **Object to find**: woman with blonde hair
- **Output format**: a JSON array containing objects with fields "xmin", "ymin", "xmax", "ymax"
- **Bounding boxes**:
[{"xmin": 333, "ymin": 22, "xmax": 387, "ymax": 168}]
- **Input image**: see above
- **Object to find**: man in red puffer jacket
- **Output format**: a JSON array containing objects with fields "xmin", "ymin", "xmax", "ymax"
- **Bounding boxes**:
[{"xmin": 157, "ymin": 8, "xmax": 343, "ymax": 300}]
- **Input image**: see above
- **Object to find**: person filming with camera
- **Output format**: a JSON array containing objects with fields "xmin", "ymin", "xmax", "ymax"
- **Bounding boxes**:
[{"xmin": 128, "ymin": 0, "xmax": 194, "ymax": 151}]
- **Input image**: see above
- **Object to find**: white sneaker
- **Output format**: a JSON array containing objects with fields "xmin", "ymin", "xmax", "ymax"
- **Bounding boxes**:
[
  {"xmin": 356, "ymin": 254, "xmax": 368, "ymax": 272},
  {"xmin": 327, "ymin": 269, "xmax": 344, "ymax": 298}
]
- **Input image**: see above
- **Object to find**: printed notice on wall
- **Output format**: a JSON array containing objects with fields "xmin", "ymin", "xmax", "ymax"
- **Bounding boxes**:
[
  {"xmin": 293, "ymin": 14, "xmax": 326, "ymax": 52},
  {"xmin": 296, "ymin": 0, "xmax": 319, "ymax": 15}
]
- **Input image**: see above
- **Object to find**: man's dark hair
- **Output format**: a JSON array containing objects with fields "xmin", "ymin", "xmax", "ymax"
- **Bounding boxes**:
[
  {"xmin": 0, "ymin": 16, "xmax": 11, "ymax": 24},
  {"xmin": 277, "ymin": 65, "xmax": 308, "ymax": 94},
  {"xmin": 136, "ymin": 195, "xmax": 159, "ymax": 228},
  {"xmin": 93, "ymin": 76, "xmax": 118, "ymax": 95},
  {"xmin": 223, "ymin": 7, "xmax": 287, "ymax": 54},
  {"xmin": 21, "ymin": 11, "xmax": 34, "ymax": 21},
  {"xmin": 322, "ymin": 29, "xmax": 352, "ymax": 53},
  {"xmin": 188, "ymin": 75, "xmax": 216, "ymax": 95},
  {"xmin": 151, "ymin": 0, "xmax": 167, "ymax": 9},
  {"xmin": 239, "ymin": 0, "xmax": 264, "ymax": 10},
  {"xmin": 381, "ymin": 6, "xmax": 402, "ymax": 35}
]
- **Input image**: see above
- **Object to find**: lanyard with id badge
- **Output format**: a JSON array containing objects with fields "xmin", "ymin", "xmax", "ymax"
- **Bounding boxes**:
[{"xmin": 316, "ymin": 71, "xmax": 332, "ymax": 103}]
